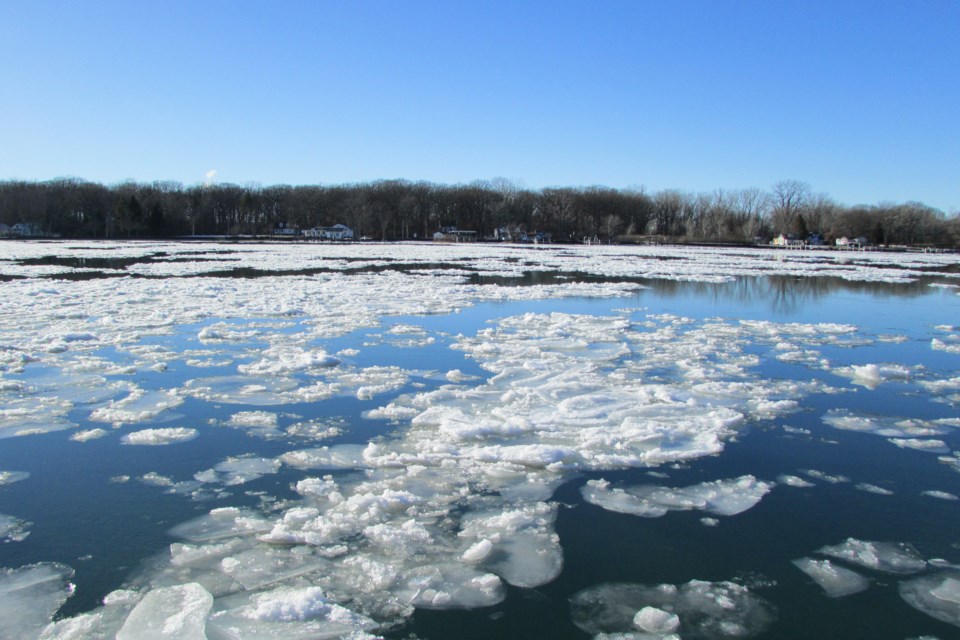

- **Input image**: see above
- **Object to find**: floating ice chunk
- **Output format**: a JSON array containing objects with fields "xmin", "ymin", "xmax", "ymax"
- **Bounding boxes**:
[
  {"xmin": 900, "ymin": 573, "xmax": 960, "ymax": 628},
  {"xmin": 461, "ymin": 539, "xmax": 494, "ymax": 563},
  {"xmin": 823, "ymin": 409, "xmax": 951, "ymax": 440},
  {"xmin": 633, "ymin": 606, "xmax": 680, "ymax": 633},
  {"xmin": 889, "ymin": 438, "xmax": 950, "ymax": 454},
  {"xmin": 397, "ymin": 564, "xmax": 505, "ymax": 609},
  {"xmin": 334, "ymin": 365, "xmax": 409, "ymax": 399},
  {"xmin": 221, "ymin": 410, "xmax": 291, "ymax": 439},
  {"xmin": 39, "ymin": 605, "xmax": 132, "ymax": 640},
  {"xmin": 89, "ymin": 387, "xmax": 184, "ymax": 424},
  {"xmin": 238, "ymin": 345, "xmax": 340, "ymax": 376},
  {"xmin": 0, "ymin": 563, "xmax": 75, "ymax": 640},
  {"xmin": 570, "ymin": 579, "xmax": 776, "ymax": 638},
  {"xmin": 445, "ymin": 369, "xmax": 476, "ymax": 383},
  {"xmin": 0, "ymin": 512, "xmax": 31, "ymax": 542},
  {"xmin": 286, "ymin": 418, "xmax": 344, "ymax": 441},
  {"xmin": 792, "ymin": 558, "xmax": 869, "ymax": 597},
  {"xmin": 280, "ymin": 445, "xmax": 369, "ymax": 470},
  {"xmin": 206, "ymin": 584, "xmax": 377, "ymax": 639},
  {"xmin": 140, "ymin": 472, "xmax": 174, "ymax": 487},
  {"xmin": 833, "ymin": 363, "xmax": 915, "ymax": 389},
  {"xmin": 195, "ymin": 456, "xmax": 281, "ymax": 486},
  {"xmin": 922, "ymin": 490, "xmax": 959, "ymax": 501},
  {"xmin": 116, "ymin": 582, "xmax": 212, "ymax": 640},
  {"xmin": 0, "ymin": 396, "xmax": 75, "ymax": 438},
  {"xmin": 0, "ymin": 470, "xmax": 29, "ymax": 485},
  {"xmin": 932, "ymin": 339, "xmax": 960, "ymax": 355},
  {"xmin": 227, "ymin": 411, "xmax": 278, "ymax": 429},
  {"xmin": 169, "ymin": 539, "xmax": 246, "ymax": 568},
  {"xmin": 802, "ymin": 469, "xmax": 849, "ymax": 484},
  {"xmin": 582, "ymin": 476, "xmax": 773, "ymax": 518},
  {"xmin": 122, "ymin": 427, "xmax": 198, "ymax": 446},
  {"xmin": 817, "ymin": 538, "xmax": 926, "ymax": 574},
  {"xmin": 70, "ymin": 428, "xmax": 109, "ymax": 442},
  {"xmin": 169, "ymin": 507, "xmax": 274, "ymax": 542},
  {"xmin": 219, "ymin": 548, "xmax": 328, "ymax": 590},
  {"xmin": 921, "ymin": 376, "xmax": 960, "ymax": 394},
  {"xmin": 197, "ymin": 322, "xmax": 258, "ymax": 342},
  {"xmin": 182, "ymin": 375, "xmax": 301, "ymax": 405},
  {"xmin": 856, "ymin": 483, "xmax": 894, "ymax": 496},
  {"xmin": 460, "ymin": 503, "xmax": 563, "ymax": 588},
  {"xmin": 777, "ymin": 475, "xmax": 815, "ymax": 488}
]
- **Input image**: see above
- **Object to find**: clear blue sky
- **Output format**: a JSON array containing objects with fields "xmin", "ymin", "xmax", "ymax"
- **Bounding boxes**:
[{"xmin": 1, "ymin": 1, "xmax": 957, "ymax": 212}]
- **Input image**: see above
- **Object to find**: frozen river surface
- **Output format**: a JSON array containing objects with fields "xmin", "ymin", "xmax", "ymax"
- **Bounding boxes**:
[{"xmin": 1, "ymin": 240, "xmax": 960, "ymax": 639}]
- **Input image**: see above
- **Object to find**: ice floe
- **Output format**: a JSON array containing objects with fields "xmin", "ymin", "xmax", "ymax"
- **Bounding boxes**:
[
  {"xmin": 0, "ymin": 470, "xmax": 29, "ymax": 485},
  {"xmin": 194, "ymin": 456, "xmax": 281, "ymax": 486},
  {"xmin": 0, "ymin": 513, "xmax": 31, "ymax": 542},
  {"xmin": 581, "ymin": 476, "xmax": 774, "ymax": 518},
  {"xmin": 921, "ymin": 490, "xmax": 959, "ymax": 501},
  {"xmin": 115, "ymin": 582, "xmax": 212, "ymax": 639},
  {"xmin": 70, "ymin": 428, "xmax": 110, "ymax": 442},
  {"xmin": 832, "ymin": 363, "xmax": 916, "ymax": 389},
  {"xmin": 570, "ymin": 580, "xmax": 776, "ymax": 638},
  {"xmin": 792, "ymin": 558, "xmax": 870, "ymax": 597},
  {"xmin": 817, "ymin": 538, "xmax": 927, "ymax": 574},
  {"xmin": 0, "ymin": 563, "xmax": 75, "ymax": 639},
  {"xmin": 121, "ymin": 427, "xmax": 199, "ymax": 446},
  {"xmin": 89, "ymin": 387, "xmax": 184, "ymax": 425},
  {"xmin": 900, "ymin": 572, "xmax": 960, "ymax": 628}
]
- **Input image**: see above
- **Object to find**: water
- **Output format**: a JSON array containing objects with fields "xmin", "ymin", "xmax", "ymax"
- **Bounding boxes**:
[{"xmin": 1, "ymin": 242, "xmax": 959, "ymax": 639}]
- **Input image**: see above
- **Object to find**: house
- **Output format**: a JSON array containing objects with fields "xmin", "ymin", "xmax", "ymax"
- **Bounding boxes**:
[
  {"xmin": 433, "ymin": 227, "xmax": 477, "ymax": 242},
  {"xmin": 303, "ymin": 224, "xmax": 354, "ymax": 241},
  {"xmin": 272, "ymin": 223, "xmax": 298, "ymax": 236},
  {"xmin": 836, "ymin": 236, "xmax": 869, "ymax": 250},
  {"xmin": 771, "ymin": 233, "xmax": 805, "ymax": 248},
  {"xmin": 10, "ymin": 222, "xmax": 44, "ymax": 237},
  {"xmin": 806, "ymin": 233, "xmax": 824, "ymax": 247}
]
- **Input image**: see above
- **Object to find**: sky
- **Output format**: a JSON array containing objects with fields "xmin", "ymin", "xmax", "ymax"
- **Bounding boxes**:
[{"xmin": 0, "ymin": 1, "xmax": 957, "ymax": 212}]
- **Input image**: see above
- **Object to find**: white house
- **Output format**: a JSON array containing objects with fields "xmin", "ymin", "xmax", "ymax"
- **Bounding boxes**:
[
  {"xmin": 304, "ymin": 224, "xmax": 354, "ymax": 241},
  {"xmin": 433, "ymin": 227, "xmax": 477, "ymax": 242}
]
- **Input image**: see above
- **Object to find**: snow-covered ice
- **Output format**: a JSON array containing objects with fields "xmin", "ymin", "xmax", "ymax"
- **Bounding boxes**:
[
  {"xmin": 792, "ymin": 558, "xmax": 870, "ymax": 597},
  {"xmin": 570, "ymin": 580, "xmax": 776, "ymax": 638},
  {"xmin": 817, "ymin": 538, "xmax": 927, "ymax": 575},
  {"xmin": 121, "ymin": 427, "xmax": 198, "ymax": 446},
  {"xmin": 581, "ymin": 476, "xmax": 774, "ymax": 518}
]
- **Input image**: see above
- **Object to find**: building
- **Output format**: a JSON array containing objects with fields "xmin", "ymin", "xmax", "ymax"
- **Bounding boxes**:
[
  {"xmin": 304, "ymin": 224, "xmax": 354, "ymax": 241},
  {"xmin": 433, "ymin": 227, "xmax": 477, "ymax": 242}
]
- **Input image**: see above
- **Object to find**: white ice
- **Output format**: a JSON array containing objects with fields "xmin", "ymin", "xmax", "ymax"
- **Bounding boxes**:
[
  {"xmin": 116, "ymin": 582, "xmax": 212, "ymax": 639},
  {"xmin": 570, "ymin": 579, "xmax": 776, "ymax": 638},
  {"xmin": 0, "ymin": 470, "xmax": 29, "ymax": 485},
  {"xmin": 0, "ymin": 563, "xmax": 75, "ymax": 640},
  {"xmin": 817, "ymin": 538, "xmax": 927, "ymax": 574},
  {"xmin": 900, "ymin": 573, "xmax": 960, "ymax": 628},
  {"xmin": 581, "ymin": 476, "xmax": 774, "ymax": 518},
  {"xmin": 792, "ymin": 557, "xmax": 870, "ymax": 597},
  {"xmin": 122, "ymin": 427, "xmax": 198, "ymax": 446}
]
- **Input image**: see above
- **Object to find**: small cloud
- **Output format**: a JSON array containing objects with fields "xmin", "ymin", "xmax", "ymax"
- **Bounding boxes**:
[{"xmin": 204, "ymin": 169, "xmax": 218, "ymax": 186}]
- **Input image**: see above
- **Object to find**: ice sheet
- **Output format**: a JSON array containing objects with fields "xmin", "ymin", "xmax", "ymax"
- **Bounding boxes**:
[
  {"xmin": 792, "ymin": 558, "xmax": 870, "ymax": 597},
  {"xmin": 581, "ymin": 476, "xmax": 774, "ymax": 518},
  {"xmin": 0, "ymin": 563, "xmax": 75, "ymax": 640},
  {"xmin": 122, "ymin": 427, "xmax": 199, "ymax": 446},
  {"xmin": 900, "ymin": 573, "xmax": 960, "ymax": 628},
  {"xmin": 817, "ymin": 538, "xmax": 926, "ymax": 574},
  {"xmin": 570, "ymin": 580, "xmax": 776, "ymax": 638}
]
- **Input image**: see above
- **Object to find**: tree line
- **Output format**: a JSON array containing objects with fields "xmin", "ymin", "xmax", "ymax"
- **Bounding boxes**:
[{"xmin": 0, "ymin": 177, "xmax": 956, "ymax": 247}]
